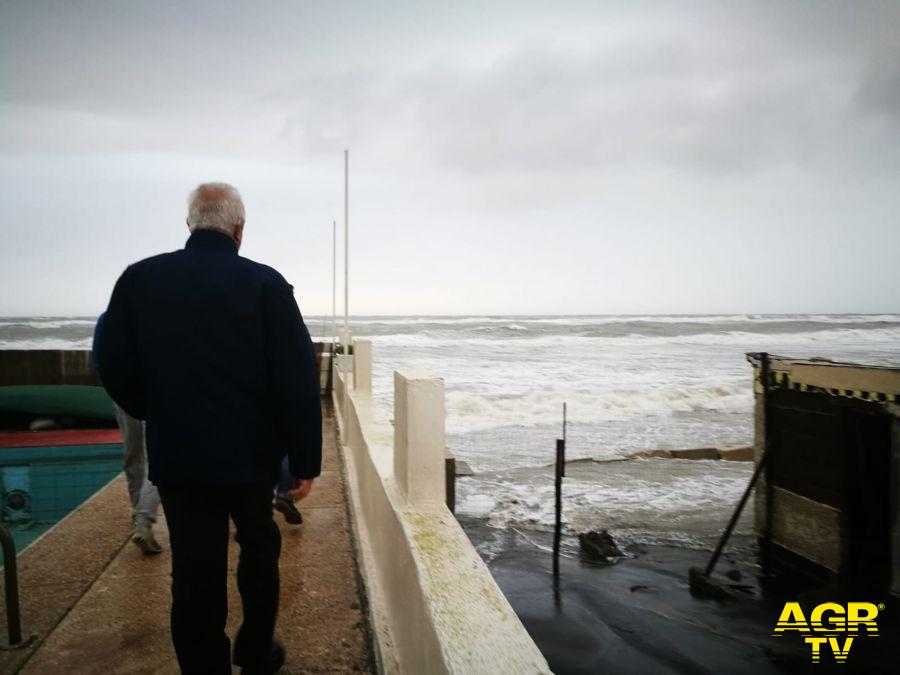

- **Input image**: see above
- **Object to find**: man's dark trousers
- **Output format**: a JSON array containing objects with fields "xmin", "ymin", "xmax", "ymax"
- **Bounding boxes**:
[{"xmin": 159, "ymin": 483, "xmax": 281, "ymax": 674}]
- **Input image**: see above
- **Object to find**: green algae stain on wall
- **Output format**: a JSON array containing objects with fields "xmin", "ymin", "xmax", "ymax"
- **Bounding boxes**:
[{"xmin": 407, "ymin": 511, "xmax": 508, "ymax": 619}]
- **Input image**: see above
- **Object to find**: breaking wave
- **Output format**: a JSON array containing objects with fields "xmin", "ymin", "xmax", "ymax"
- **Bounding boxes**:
[
  {"xmin": 362, "ymin": 327, "xmax": 900, "ymax": 366},
  {"xmin": 446, "ymin": 383, "xmax": 752, "ymax": 432},
  {"xmin": 6, "ymin": 312, "xmax": 897, "ymax": 545}
]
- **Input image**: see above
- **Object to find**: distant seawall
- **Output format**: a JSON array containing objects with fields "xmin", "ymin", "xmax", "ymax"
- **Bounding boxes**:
[{"xmin": 0, "ymin": 347, "xmax": 334, "ymax": 392}]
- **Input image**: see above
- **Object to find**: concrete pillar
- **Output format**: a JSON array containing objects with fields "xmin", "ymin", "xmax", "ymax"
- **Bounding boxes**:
[
  {"xmin": 393, "ymin": 370, "xmax": 446, "ymax": 505},
  {"xmin": 334, "ymin": 364, "xmax": 348, "ymax": 429},
  {"xmin": 354, "ymin": 339, "xmax": 372, "ymax": 394},
  {"xmin": 337, "ymin": 329, "xmax": 353, "ymax": 431}
]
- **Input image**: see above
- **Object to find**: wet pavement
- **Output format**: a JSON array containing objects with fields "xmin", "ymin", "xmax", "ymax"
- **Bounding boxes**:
[
  {"xmin": 461, "ymin": 520, "xmax": 898, "ymax": 675},
  {"xmin": 1, "ymin": 402, "xmax": 375, "ymax": 674}
]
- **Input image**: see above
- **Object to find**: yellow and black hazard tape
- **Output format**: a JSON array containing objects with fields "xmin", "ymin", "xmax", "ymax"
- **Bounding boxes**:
[{"xmin": 752, "ymin": 367, "xmax": 899, "ymax": 403}]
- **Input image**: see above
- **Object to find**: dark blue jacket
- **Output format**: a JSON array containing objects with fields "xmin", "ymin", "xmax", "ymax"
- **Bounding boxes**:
[
  {"xmin": 97, "ymin": 229, "xmax": 322, "ymax": 486},
  {"xmin": 90, "ymin": 312, "xmax": 104, "ymax": 371}
]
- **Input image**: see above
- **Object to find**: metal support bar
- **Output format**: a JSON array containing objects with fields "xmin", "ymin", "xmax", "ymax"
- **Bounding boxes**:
[
  {"xmin": 689, "ymin": 353, "xmax": 774, "ymax": 598},
  {"xmin": 703, "ymin": 450, "xmax": 769, "ymax": 577},
  {"xmin": 0, "ymin": 524, "xmax": 22, "ymax": 647}
]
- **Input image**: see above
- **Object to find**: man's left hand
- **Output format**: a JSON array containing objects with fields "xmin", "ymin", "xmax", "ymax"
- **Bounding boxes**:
[{"xmin": 287, "ymin": 478, "xmax": 314, "ymax": 501}]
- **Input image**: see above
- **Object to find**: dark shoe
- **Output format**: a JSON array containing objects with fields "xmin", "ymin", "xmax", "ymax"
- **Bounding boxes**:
[
  {"xmin": 240, "ymin": 640, "xmax": 285, "ymax": 675},
  {"xmin": 274, "ymin": 496, "xmax": 303, "ymax": 525}
]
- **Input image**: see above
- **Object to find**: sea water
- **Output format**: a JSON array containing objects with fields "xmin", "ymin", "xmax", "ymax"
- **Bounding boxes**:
[{"xmin": 4, "ymin": 314, "xmax": 899, "ymax": 546}]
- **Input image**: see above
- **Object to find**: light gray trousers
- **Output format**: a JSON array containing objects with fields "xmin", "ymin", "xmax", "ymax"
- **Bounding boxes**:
[{"xmin": 113, "ymin": 404, "xmax": 161, "ymax": 526}]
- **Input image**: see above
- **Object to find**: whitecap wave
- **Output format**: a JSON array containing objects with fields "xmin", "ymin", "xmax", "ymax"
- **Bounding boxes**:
[
  {"xmin": 0, "ymin": 319, "xmax": 96, "ymax": 329},
  {"xmin": 363, "ymin": 325, "xmax": 900, "ymax": 352},
  {"xmin": 342, "ymin": 313, "xmax": 900, "ymax": 327},
  {"xmin": 0, "ymin": 338, "xmax": 93, "ymax": 349},
  {"xmin": 457, "ymin": 458, "xmax": 755, "ymax": 546},
  {"xmin": 445, "ymin": 383, "xmax": 753, "ymax": 432}
]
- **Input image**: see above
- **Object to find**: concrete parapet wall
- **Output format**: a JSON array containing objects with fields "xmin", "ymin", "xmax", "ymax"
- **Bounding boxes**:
[{"xmin": 333, "ymin": 340, "xmax": 550, "ymax": 674}]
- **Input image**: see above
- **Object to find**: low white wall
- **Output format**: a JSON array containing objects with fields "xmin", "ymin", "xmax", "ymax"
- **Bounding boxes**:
[{"xmin": 333, "ymin": 341, "xmax": 550, "ymax": 674}]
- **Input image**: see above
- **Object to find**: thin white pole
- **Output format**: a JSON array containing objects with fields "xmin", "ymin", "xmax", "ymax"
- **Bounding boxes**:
[
  {"xmin": 343, "ymin": 149, "xmax": 349, "ymax": 350},
  {"xmin": 332, "ymin": 219, "xmax": 337, "ymax": 346}
]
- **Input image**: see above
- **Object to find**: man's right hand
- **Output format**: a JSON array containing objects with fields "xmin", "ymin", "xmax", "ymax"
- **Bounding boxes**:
[{"xmin": 287, "ymin": 479, "xmax": 314, "ymax": 501}]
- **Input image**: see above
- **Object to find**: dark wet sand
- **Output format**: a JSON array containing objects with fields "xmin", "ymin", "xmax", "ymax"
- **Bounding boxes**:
[{"xmin": 460, "ymin": 519, "xmax": 897, "ymax": 675}]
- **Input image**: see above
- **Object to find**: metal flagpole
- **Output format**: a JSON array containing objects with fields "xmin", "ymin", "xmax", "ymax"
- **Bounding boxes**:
[
  {"xmin": 332, "ymin": 219, "xmax": 337, "ymax": 347},
  {"xmin": 324, "ymin": 220, "xmax": 338, "ymax": 396},
  {"xmin": 343, "ymin": 149, "xmax": 349, "ymax": 353}
]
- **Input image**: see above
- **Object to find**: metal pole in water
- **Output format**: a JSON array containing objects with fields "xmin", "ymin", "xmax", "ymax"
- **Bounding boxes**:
[
  {"xmin": 553, "ymin": 402, "xmax": 566, "ymax": 578},
  {"xmin": 553, "ymin": 439, "xmax": 564, "ymax": 577}
]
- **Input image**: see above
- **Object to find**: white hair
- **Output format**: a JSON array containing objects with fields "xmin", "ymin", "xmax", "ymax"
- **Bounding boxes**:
[{"xmin": 186, "ymin": 182, "xmax": 245, "ymax": 235}]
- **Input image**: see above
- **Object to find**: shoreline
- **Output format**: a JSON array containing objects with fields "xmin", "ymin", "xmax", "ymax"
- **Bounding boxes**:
[{"xmin": 459, "ymin": 517, "xmax": 895, "ymax": 674}]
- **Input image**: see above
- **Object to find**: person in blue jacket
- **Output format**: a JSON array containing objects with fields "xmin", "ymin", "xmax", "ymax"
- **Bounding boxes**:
[
  {"xmin": 97, "ymin": 182, "xmax": 322, "ymax": 675},
  {"xmin": 92, "ymin": 313, "xmax": 162, "ymax": 553}
]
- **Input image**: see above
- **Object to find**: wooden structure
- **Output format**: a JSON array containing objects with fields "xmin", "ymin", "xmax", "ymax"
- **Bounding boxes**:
[
  {"xmin": 0, "ymin": 351, "xmax": 100, "ymax": 387},
  {"xmin": 748, "ymin": 353, "xmax": 900, "ymax": 596}
]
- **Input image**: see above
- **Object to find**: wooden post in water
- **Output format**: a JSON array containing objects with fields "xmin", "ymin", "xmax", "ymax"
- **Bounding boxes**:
[{"xmin": 552, "ymin": 403, "xmax": 567, "ymax": 578}]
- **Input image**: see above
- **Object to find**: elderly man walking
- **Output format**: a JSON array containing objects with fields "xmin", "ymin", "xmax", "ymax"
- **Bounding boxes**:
[{"xmin": 97, "ymin": 183, "xmax": 322, "ymax": 674}]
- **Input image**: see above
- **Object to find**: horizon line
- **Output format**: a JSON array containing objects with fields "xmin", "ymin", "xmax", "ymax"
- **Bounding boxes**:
[{"xmin": 2, "ymin": 311, "xmax": 899, "ymax": 320}]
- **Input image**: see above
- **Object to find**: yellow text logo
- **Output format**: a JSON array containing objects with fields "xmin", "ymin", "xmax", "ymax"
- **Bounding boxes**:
[{"xmin": 773, "ymin": 602, "xmax": 881, "ymax": 664}]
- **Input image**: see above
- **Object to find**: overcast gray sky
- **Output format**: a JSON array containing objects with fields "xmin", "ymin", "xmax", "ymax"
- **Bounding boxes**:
[{"xmin": 1, "ymin": 1, "xmax": 898, "ymax": 316}]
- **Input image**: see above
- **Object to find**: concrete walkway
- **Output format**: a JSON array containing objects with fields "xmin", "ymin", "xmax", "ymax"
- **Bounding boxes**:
[{"xmin": 1, "ymin": 402, "xmax": 374, "ymax": 674}]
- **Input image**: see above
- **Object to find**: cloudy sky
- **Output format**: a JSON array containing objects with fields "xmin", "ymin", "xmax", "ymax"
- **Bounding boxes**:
[{"xmin": 1, "ymin": 1, "xmax": 898, "ymax": 316}]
